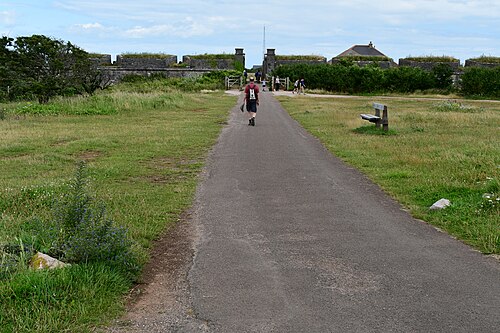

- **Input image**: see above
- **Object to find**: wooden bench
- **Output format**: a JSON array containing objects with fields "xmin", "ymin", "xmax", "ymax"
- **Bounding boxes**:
[{"xmin": 360, "ymin": 103, "xmax": 389, "ymax": 131}]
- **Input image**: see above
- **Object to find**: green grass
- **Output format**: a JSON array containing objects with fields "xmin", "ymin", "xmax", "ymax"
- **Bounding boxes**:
[
  {"xmin": 0, "ymin": 85, "xmax": 236, "ymax": 332},
  {"xmin": 468, "ymin": 56, "xmax": 500, "ymax": 64},
  {"xmin": 187, "ymin": 53, "xmax": 234, "ymax": 59},
  {"xmin": 119, "ymin": 53, "xmax": 175, "ymax": 59},
  {"xmin": 277, "ymin": 96, "xmax": 500, "ymax": 254},
  {"xmin": 404, "ymin": 55, "xmax": 459, "ymax": 62},
  {"xmin": 276, "ymin": 55, "xmax": 326, "ymax": 61}
]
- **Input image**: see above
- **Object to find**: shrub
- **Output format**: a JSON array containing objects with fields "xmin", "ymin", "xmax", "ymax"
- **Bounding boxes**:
[
  {"xmin": 48, "ymin": 162, "xmax": 140, "ymax": 280},
  {"xmin": 432, "ymin": 63, "xmax": 454, "ymax": 89},
  {"xmin": 383, "ymin": 66, "xmax": 434, "ymax": 93},
  {"xmin": 273, "ymin": 63, "xmax": 437, "ymax": 94},
  {"xmin": 461, "ymin": 67, "xmax": 500, "ymax": 98}
]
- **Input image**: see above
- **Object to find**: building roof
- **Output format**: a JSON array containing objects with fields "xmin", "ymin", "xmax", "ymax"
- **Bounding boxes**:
[{"xmin": 336, "ymin": 42, "xmax": 388, "ymax": 58}]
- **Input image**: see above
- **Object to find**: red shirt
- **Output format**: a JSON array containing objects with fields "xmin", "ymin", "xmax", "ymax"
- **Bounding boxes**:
[{"xmin": 244, "ymin": 83, "xmax": 259, "ymax": 102}]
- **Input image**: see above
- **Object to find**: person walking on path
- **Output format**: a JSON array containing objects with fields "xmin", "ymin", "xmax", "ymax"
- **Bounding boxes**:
[
  {"xmin": 274, "ymin": 76, "xmax": 280, "ymax": 91},
  {"xmin": 243, "ymin": 77, "xmax": 259, "ymax": 126},
  {"xmin": 293, "ymin": 79, "xmax": 299, "ymax": 94},
  {"xmin": 299, "ymin": 78, "xmax": 306, "ymax": 94}
]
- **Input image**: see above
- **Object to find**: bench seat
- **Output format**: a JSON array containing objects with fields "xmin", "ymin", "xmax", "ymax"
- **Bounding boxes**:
[{"xmin": 360, "ymin": 114, "xmax": 381, "ymax": 123}]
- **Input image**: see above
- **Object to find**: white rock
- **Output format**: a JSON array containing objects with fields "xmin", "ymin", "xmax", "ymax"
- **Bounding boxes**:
[
  {"xmin": 430, "ymin": 198, "xmax": 451, "ymax": 210},
  {"xmin": 31, "ymin": 252, "xmax": 70, "ymax": 270}
]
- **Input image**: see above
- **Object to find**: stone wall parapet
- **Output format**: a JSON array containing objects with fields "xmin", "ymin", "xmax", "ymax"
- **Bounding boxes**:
[
  {"xmin": 398, "ymin": 59, "xmax": 461, "ymax": 71},
  {"xmin": 115, "ymin": 55, "xmax": 177, "ymax": 69},
  {"xmin": 464, "ymin": 60, "xmax": 500, "ymax": 68}
]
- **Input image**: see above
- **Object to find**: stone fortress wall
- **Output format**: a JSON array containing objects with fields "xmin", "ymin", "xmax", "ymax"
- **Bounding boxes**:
[
  {"xmin": 92, "ymin": 47, "xmax": 498, "ymax": 83},
  {"xmin": 92, "ymin": 48, "xmax": 246, "ymax": 82}
]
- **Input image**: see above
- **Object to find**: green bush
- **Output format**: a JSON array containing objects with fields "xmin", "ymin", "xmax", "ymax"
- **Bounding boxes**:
[
  {"xmin": 273, "ymin": 63, "xmax": 436, "ymax": 94},
  {"xmin": 432, "ymin": 63, "xmax": 454, "ymax": 90},
  {"xmin": 47, "ymin": 163, "xmax": 140, "ymax": 280},
  {"xmin": 461, "ymin": 67, "xmax": 500, "ymax": 98},
  {"xmin": 383, "ymin": 66, "xmax": 434, "ymax": 92}
]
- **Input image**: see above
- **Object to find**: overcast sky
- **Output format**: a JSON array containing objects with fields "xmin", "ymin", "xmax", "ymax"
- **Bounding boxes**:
[{"xmin": 1, "ymin": 0, "xmax": 499, "ymax": 67}]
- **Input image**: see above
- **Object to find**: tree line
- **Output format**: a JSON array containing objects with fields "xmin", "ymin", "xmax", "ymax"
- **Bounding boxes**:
[
  {"xmin": 273, "ymin": 61, "xmax": 500, "ymax": 98},
  {"xmin": 0, "ymin": 35, "xmax": 108, "ymax": 103}
]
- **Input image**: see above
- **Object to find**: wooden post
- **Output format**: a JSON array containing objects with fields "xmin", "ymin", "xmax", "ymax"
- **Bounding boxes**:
[
  {"xmin": 382, "ymin": 105, "xmax": 389, "ymax": 131},
  {"xmin": 372, "ymin": 103, "xmax": 389, "ymax": 131},
  {"xmin": 374, "ymin": 106, "xmax": 381, "ymax": 129}
]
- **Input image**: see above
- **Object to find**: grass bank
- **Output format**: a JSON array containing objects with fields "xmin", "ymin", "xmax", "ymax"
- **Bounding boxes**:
[
  {"xmin": 277, "ymin": 95, "xmax": 499, "ymax": 254},
  {"xmin": 0, "ymin": 86, "xmax": 236, "ymax": 332}
]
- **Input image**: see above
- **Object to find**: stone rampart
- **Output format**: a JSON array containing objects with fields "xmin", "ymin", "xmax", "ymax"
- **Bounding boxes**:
[
  {"xmin": 398, "ymin": 59, "xmax": 461, "ymax": 71},
  {"xmin": 182, "ymin": 56, "xmax": 236, "ymax": 69},
  {"xmin": 115, "ymin": 55, "xmax": 177, "ymax": 69},
  {"xmin": 100, "ymin": 67, "xmax": 216, "ymax": 83},
  {"xmin": 90, "ymin": 54, "xmax": 112, "ymax": 66},
  {"xmin": 464, "ymin": 60, "xmax": 500, "ymax": 68},
  {"xmin": 276, "ymin": 58, "xmax": 327, "ymax": 66}
]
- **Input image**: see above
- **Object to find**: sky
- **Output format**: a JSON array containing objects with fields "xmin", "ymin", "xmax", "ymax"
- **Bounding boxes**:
[{"xmin": 1, "ymin": 0, "xmax": 499, "ymax": 67}]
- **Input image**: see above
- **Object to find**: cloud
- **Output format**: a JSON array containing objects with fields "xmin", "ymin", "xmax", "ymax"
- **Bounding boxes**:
[
  {"xmin": 74, "ymin": 22, "xmax": 105, "ymax": 30},
  {"xmin": 0, "ymin": 10, "xmax": 15, "ymax": 26},
  {"xmin": 124, "ymin": 17, "xmax": 215, "ymax": 38}
]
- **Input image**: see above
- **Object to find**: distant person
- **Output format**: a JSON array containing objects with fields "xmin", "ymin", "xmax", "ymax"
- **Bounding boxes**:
[
  {"xmin": 244, "ymin": 77, "xmax": 260, "ymax": 126},
  {"xmin": 262, "ymin": 78, "xmax": 267, "ymax": 91},
  {"xmin": 275, "ymin": 76, "xmax": 280, "ymax": 91},
  {"xmin": 293, "ymin": 79, "xmax": 299, "ymax": 94},
  {"xmin": 243, "ymin": 70, "xmax": 248, "ymax": 81},
  {"xmin": 255, "ymin": 71, "xmax": 261, "ymax": 83},
  {"xmin": 299, "ymin": 78, "xmax": 306, "ymax": 94}
]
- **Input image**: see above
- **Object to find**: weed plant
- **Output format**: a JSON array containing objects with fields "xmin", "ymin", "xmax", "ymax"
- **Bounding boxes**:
[{"xmin": 46, "ymin": 162, "xmax": 140, "ymax": 279}]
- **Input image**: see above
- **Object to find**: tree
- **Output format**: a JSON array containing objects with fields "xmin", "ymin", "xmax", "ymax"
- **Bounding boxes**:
[
  {"xmin": 0, "ymin": 36, "xmax": 16, "ymax": 100},
  {"xmin": 11, "ymin": 35, "xmax": 98, "ymax": 103}
]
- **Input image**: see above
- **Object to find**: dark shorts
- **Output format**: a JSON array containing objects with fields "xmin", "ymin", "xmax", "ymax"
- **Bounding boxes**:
[{"xmin": 246, "ymin": 100, "xmax": 258, "ymax": 112}]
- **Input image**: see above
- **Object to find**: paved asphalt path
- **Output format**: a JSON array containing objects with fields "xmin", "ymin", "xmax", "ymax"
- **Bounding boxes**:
[
  {"xmin": 108, "ymin": 90, "xmax": 499, "ymax": 333},
  {"xmin": 184, "ymin": 90, "xmax": 500, "ymax": 332}
]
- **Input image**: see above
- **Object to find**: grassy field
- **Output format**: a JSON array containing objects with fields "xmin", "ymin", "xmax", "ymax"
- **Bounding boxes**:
[
  {"xmin": 0, "ymin": 86, "xmax": 236, "ymax": 332},
  {"xmin": 1, "ymin": 83, "xmax": 499, "ymax": 332},
  {"xmin": 277, "ymin": 95, "xmax": 499, "ymax": 254}
]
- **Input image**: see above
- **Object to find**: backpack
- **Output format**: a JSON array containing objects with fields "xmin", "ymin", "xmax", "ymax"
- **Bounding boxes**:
[
  {"xmin": 249, "ymin": 87, "xmax": 256, "ymax": 100},
  {"xmin": 247, "ymin": 84, "xmax": 257, "ymax": 100}
]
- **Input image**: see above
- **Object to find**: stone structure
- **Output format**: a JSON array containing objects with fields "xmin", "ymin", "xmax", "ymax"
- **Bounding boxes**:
[
  {"xmin": 182, "ymin": 48, "xmax": 245, "ymax": 69},
  {"xmin": 331, "ymin": 42, "xmax": 397, "ymax": 68},
  {"xmin": 89, "ymin": 54, "xmax": 112, "ymax": 66},
  {"xmin": 115, "ymin": 55, "xmax": 177, "ymax": 68},
  {"xmin": 464, "ymin": 59, "xmax": 500, "ymax": 68},
  {"xmin": 398, "ymin": 59, "xmax": 461, "ymax": 71},
  {"xmin": 262, "ymin": 49, "xmax": 277, "ymax": 75},
  {"xmin": 94, "ymin": 48, "xmax": 245, "ymax": 83},
  {"xmin": 103, "ymin": 68, "xmax": 215, "ymax": 83},
  {"xmin": 262, "ymin": 49, "xmax": 327, "ymax": 75},
  {"xmin": 336, "ymin": 42, "xmax": 387, "ymax": 58}
]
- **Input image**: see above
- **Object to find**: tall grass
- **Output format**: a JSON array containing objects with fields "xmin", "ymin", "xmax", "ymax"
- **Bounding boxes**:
[
  {"xmin": 278, "ymin": 96, "xmax": 500, "ymax": 254},
  {"xmin": 0, "ymin": 82, "xmax": 236, "ymax": 331}
]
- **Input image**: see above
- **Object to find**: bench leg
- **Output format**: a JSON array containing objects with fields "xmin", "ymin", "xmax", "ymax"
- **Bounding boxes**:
[
  {"xmin": 382, "ymin": 106, "xmax": 388, "ymax": 131},
  {"xmin": 375, "ymin": 108, "xmax": 381, "ymax": 128}
]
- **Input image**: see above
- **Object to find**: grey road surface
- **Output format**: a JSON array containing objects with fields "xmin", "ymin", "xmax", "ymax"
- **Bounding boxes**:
[{"xmin": 187, "ymin": 91, "xmax": 499, "ymax": 332}]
